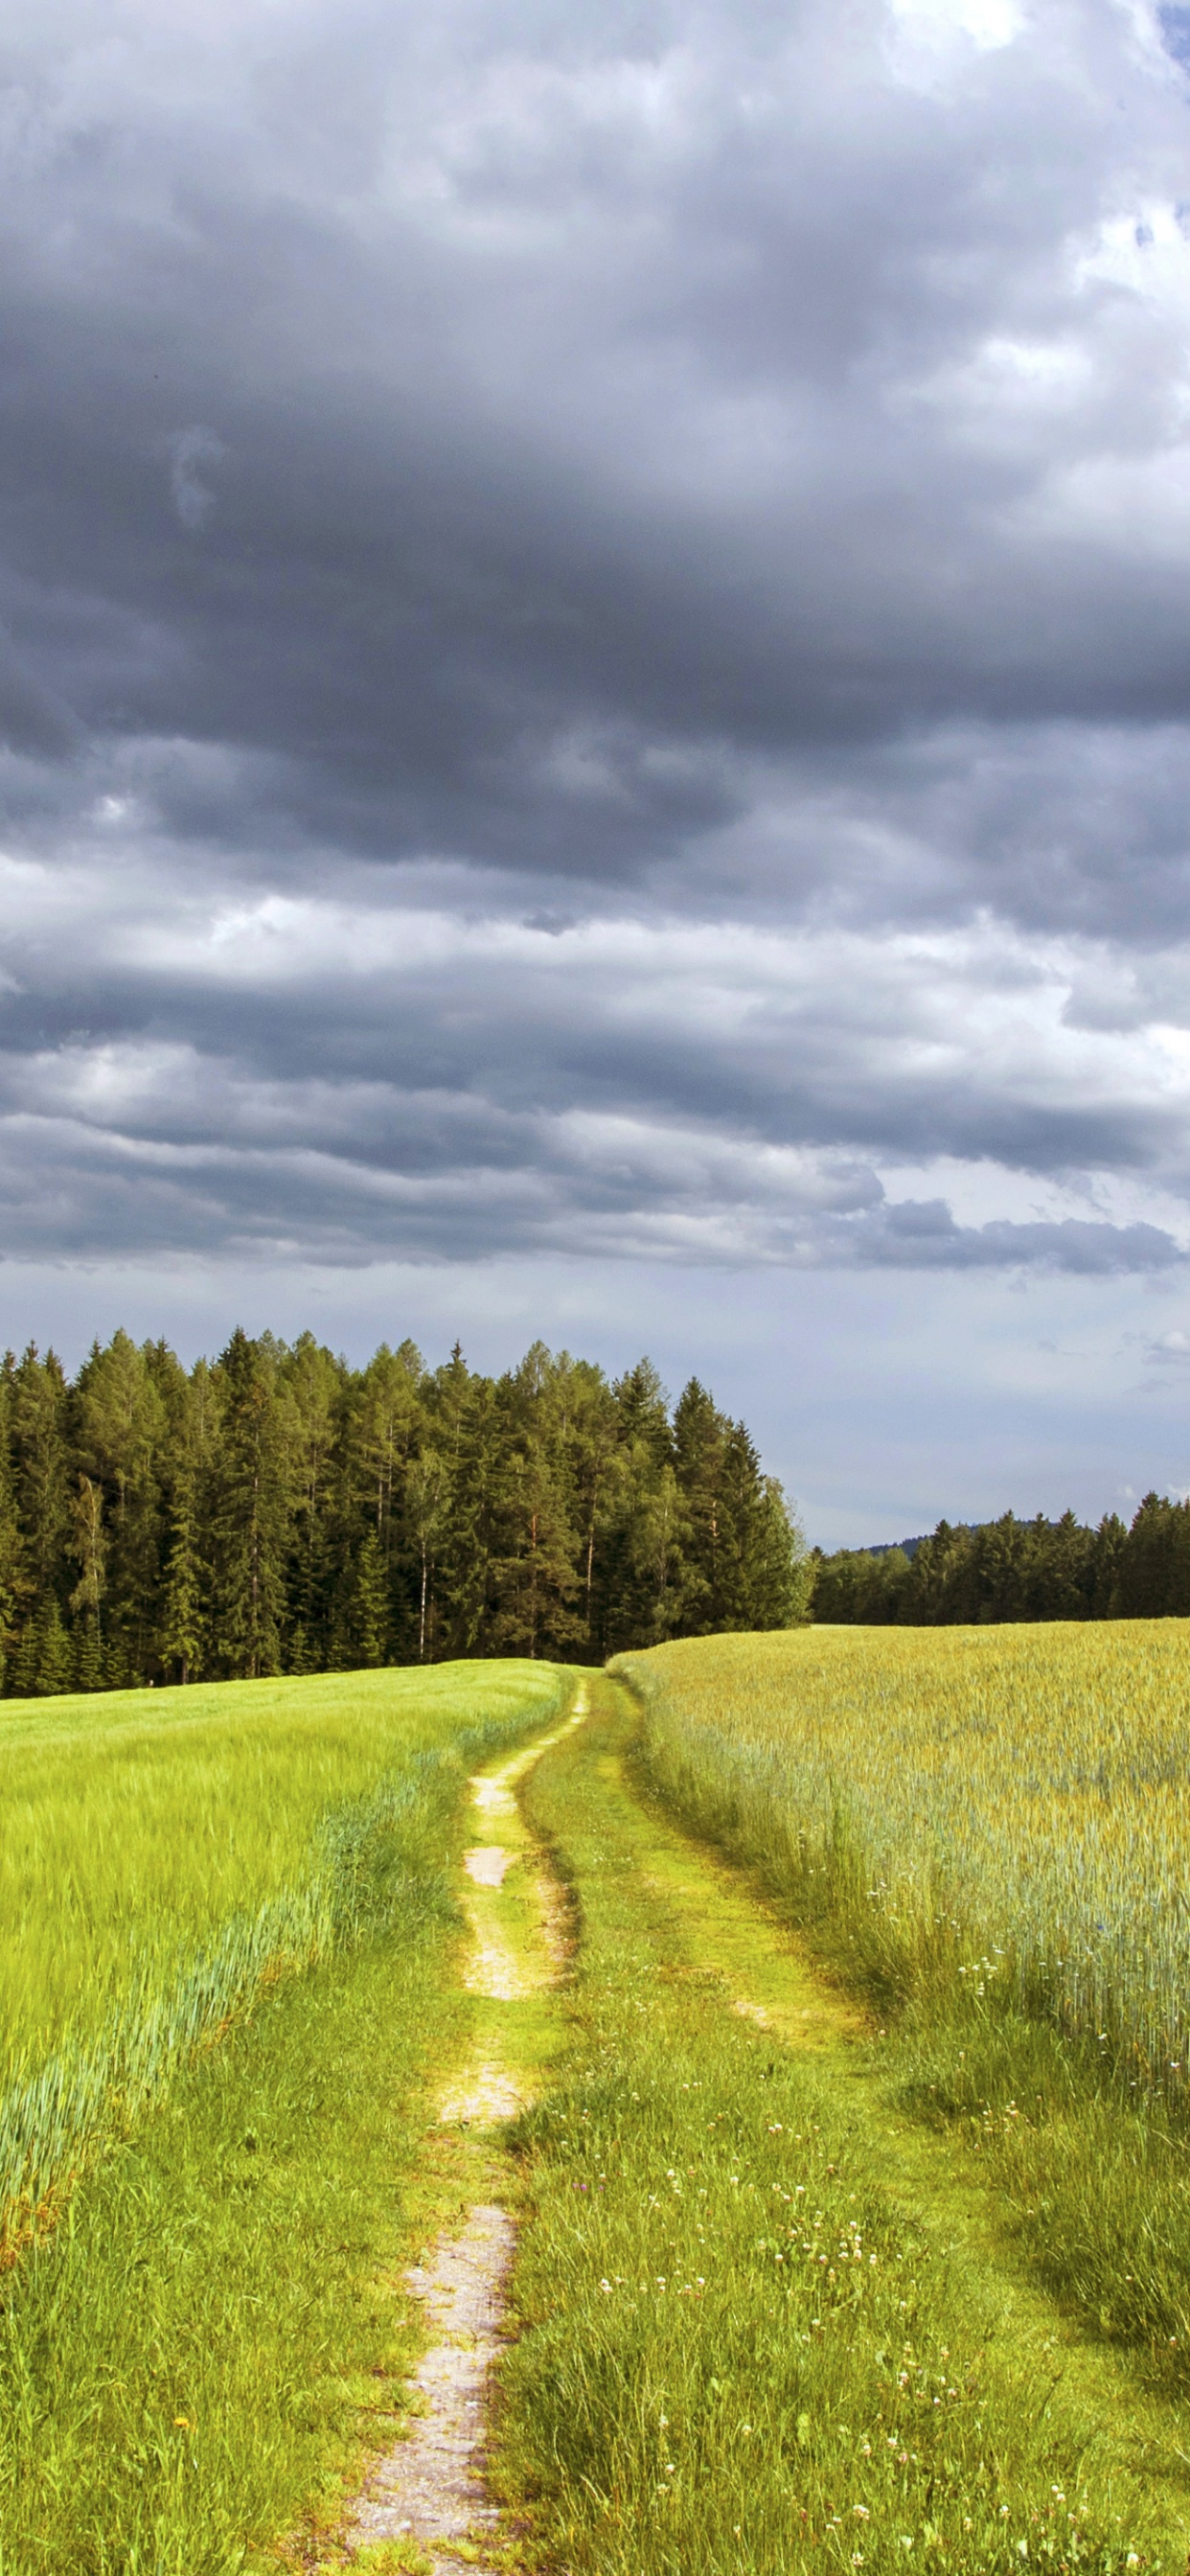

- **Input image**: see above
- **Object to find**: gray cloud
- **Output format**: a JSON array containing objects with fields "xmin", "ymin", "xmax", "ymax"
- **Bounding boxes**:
[
  {"xmin": 2, "ymin": 1, "xmax": 1190, "ymax": 1274},
  {"xmin": 168, "ymin": 428, "xmax": 227, "ymax": 534}
]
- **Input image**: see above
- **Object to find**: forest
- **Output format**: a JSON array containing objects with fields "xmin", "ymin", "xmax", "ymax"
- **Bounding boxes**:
[
  {"xmin": 812, "ymin": 1494, "xmax": 1190, "ymax": 1623},
  {"xmin": 0, "ymin": 1330, "xmax": 807, "ymax": 1694}
]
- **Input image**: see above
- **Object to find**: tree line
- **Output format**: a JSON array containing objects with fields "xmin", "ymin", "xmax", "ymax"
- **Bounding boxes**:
[
  {"xmin": 811, "ymin": 1494, "xmax": 1190, "ymax": 1624},
  {"xmin": 0, "ymin": 1329, "xmax": 808, "ymax": 1695}
]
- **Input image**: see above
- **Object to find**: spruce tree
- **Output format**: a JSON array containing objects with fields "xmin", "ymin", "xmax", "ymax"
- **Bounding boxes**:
[
  {"xmin": 0, "ymin": 1324, "xmax": 801, "ymax": 1689},
  {"xmin": 429, "ymin": 1373, "xmax": 499, "ymax": 1658},
  {"xmin": 488, "ymin": 1348, "xmax": 584, "ymax": 1659},
  {"xmin": 0, "ymin": 1366, "xmax": 24, "ymax": 1690},
  {"xmin": 349, "ymin": 1526, "xmax": 389, "ymax": 1668},
  {"xmin": 209, "ymin": 1330, "xmax": 291, "ymax": 1679},
  {"xmin": 10, "ymin": 1346, "xmax": 70, "ymax": 1691},
  {"xmin": 16, "ymin": 1594, "xmax": 72, "ymax": 1696},
  {"xmin": 157, "ymin": 1359, "xmax": 215, "ymax": 1683},
  {"xmin": 405, "ymin": 1446, "xmax": 448, "ymax": 1661},
  {"xmin": 160, "ymin": 1465, "xmax": 205, "ymax": 1683},
  {"xmin": 74, "ymin": 1331, "xmax": 169, "ymax": 1683},
  {"xmin": 68, "ymin": 1472, "xmax": 107, "ymax": 1685},
  {"xmin": 280, "ymin": 1332, "xmax": 344, "ymax": 1655},
  {"xmin": 672, "ymin": 1377, "xmax": 734, "ymax": 1628}
]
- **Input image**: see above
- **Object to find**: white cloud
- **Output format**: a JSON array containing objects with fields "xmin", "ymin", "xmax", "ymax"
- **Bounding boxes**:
[
  {"xmin": 168, "ymin": 426, "xmax": 226, "ymax": 532},
  {"xmin": 884, "ymin": 0, "xmax": 1028, "ymax": 89}
]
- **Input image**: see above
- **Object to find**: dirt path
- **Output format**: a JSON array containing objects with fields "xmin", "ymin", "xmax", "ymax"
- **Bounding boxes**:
[{"xmin": 342, "ymin": 1685, "xmax": 586, "ymax": 2572}]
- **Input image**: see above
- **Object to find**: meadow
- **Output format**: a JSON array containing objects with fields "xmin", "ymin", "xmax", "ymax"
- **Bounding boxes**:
[
  {"xmin": 612, "ymin": 1624, "xmax": 1190, "ymax": 2379},
  {"xmin": 0, "ymin": 1658, "xmax": 566, "ymax": 2571},
  {"xmin": 0, "ymin": 1660, "xmax": 564, "ymax": 2259},
  {"xmin": 10, "ymin": 1623, "xmax": 1190, "ymax": 2573},
  {"xmin": 501, "ymin": 1679, "xmax": 1169, "ymax": 2574}
]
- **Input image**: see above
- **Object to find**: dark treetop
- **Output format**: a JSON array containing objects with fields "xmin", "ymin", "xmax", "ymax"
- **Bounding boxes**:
[
  {"xmin": 811, "ymin": 1501, "xmax": 1190, "ymax": 1626},
  {"xmin": 0, "ymin": 1329, "xmax": 806, "ymax": 1695}
]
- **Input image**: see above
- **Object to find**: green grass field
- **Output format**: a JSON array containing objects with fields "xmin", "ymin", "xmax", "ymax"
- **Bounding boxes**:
[
  {"xmin": 611, "ymin": 1627, "xmax": 1190, "ymax": 2394},
  {"xmin": 10, "ymin": 1626, "xmax": 1190, "ymax": 2572},
  {"xmin": 0, "ymin": 1658, "xmax": 566, "ymax": 2571},
  {"xmin": 498, "ymin": 1678, "xmax": 1178, "ymax": 2574},
  {"xmin": 0, "ymin": 1661, "xmax": 564, "ymax": 2252},
  {"xmin": 611, "ymin": 1624, "xmax": 1190, "ymax": 2081}
]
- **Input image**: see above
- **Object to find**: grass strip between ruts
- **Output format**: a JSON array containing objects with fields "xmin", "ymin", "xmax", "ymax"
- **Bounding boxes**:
[{"xmin": 495, "ymin": 1677, "xmax": 1184, "ymax": 2576}]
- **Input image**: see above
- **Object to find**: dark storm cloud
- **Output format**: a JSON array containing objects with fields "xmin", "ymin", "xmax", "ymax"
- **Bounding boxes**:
[{"xmin": 2, "ymin": 0, "xmax": 1190, "ymax": 1269}]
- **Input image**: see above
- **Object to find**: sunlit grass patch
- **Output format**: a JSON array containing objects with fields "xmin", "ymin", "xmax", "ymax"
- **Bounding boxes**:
[
  {"xmin": 0, "ymin": 1656, "xmax": 570, "ymax": 2570},
  {"xmin": 497, "ymin": 1685, "xmax": 1173, "ymax": 2574},
  {"xmin": 0, "ymin": 1660, "xmax": 564, "ymax": 2243},
  {"xmin": 611, "ymin": 1625, "xmax": 1190, "ymax": 2389},
  {"xmin": 0, "ymin": 1908, "xmax": 464, "ymax": 2575},
  {"xmin": 613, "ymin": 1624, "xmax": 1190, "ymax": 2085}
]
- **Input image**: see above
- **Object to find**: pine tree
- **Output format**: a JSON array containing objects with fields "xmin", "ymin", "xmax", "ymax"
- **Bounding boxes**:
[
  {"xmin": 10, "ymin": 1346, "xmax": 70, "ymax": 1691},
  {"xmin": 209, "ymin": 1331, "xmax": 291, "ymax": 1679},
  {"xmin": 405, "ymin": 1446, "xmax": 448, "ymax": 1661},
  {"xmin": 487, "ymin": 1348, "xmax": 584, "ymax": 1659},
  {"xmin": 349, "ymin": 1526, "xmax": 389, "ymax": 1668},
  {"xmin": 17, "ymin": 1594, "xmax": 72, "ymax": 1696},
  {"xmin": 280, "ymin": 1332, "xmax": 344, "ymax": 1655},
  {"xmin": 68, "ymin": 1473, "xmax": 107, "ymax": 1685},
  {"xmin": 74, "ymin": 1330, "xmax": 169, "ymax": 1682},
  {"xmin": 160, "ymin": 1464, "xmax": 205, "ymax": 1683},
  {"xmin": 0, "ymin": 1365, "xmax": 25, "ymax": 1690},
  {"xmin": 158, "ymin": 1359, "xmax": 215, "ymax": 1683}
]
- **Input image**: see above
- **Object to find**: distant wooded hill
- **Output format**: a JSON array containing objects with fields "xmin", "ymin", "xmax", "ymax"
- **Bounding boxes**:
[
  {"xmin": 0, "ymin": 1332, "xmax": 808, "ymax": 1694},
  {"xmin": 812, "ymin": 1499, "xmax": 1190, "ymax": 1623}
]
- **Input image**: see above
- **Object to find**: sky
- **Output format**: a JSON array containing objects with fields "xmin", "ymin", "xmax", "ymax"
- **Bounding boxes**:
[{"xmin": 4, "ymin": 0, "xmax": 1190, "ymax": 1543}]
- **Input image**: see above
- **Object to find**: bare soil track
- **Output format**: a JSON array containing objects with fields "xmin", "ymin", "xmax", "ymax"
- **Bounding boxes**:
[{"xmin": 341, "ymin": 1688, "xmax": 585, "ymax": 2572}]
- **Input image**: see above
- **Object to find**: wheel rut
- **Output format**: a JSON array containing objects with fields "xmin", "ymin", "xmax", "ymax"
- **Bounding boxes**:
[
  {"xmin": 341, "ymin": 1684, "xmax": 586, "ymax": 2572},
  {"xmin": 612, "ymin": 1715, "xmax": 1190, "ymax": 2546},
  {"xmin": 347, "ymin": 2202, "xmax": 516, "ymax": 2574}
]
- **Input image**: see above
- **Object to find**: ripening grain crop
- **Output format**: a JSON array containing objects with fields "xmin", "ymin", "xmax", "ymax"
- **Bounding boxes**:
[
  {"xmin": 0, "ymin": 1658, "xmax": 565, "ymax": 2257},
  {"xmin": 613, "ymin": 1624, "xmax": 1190, "ymax": 2091}
]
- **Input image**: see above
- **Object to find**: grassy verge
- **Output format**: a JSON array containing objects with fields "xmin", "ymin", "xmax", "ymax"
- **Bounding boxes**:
[
  {"xmin": 892, "ymin": 2012, "xmax": 1190, "ymax": 2370},
  {"xmin": 496, "ymin": 1681, "xmax": 1182, "ymax": 2575},
  {"xmin": 0, "ymin": 1922, "xmax": 457, "ymax": 2574},
  {"xmin": 613, "ymin": 1629, "xmax": 1190, "ymax": 2390},
  {"xmin": 0, "ymin": 1662, "xmax": 570, "ymax": 2574}
]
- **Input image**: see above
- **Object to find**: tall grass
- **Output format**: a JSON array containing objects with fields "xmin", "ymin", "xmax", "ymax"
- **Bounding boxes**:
[
  {"xmin": 0, "ymin": 1829, "xmax": 462, "ymax": 2573},
  {"xmin": 612, "ymin": 1625, "xmax": 1190, "ymax": 2376},
  {"xmin": 500, "ymin": 1684, "xmax": 1159, "ymax": 2574},
  {"xmin": 614, "ymin": 1625, "xmax": 1190, "ymax": 2089},
  {"xmin": 0, "ymin": 1661, "xmax": 565, "ymax": 2260}
]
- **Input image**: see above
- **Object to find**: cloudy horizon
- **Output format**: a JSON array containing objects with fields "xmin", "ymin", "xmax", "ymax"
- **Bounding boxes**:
[{"xmin": 4, "ymin": 0, "xmax": 1190, "ymax": 1541}]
